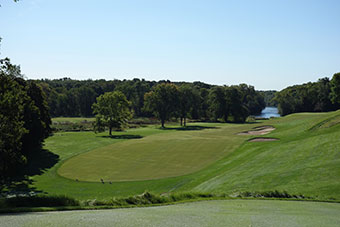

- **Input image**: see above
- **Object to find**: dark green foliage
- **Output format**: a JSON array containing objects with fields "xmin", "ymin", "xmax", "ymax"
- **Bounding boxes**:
[
  {"xmin": 226, "ymin": 86, "xmax": 250, "ymax": 123},
  {"xmin": 275, "ymin": 75, "xmax": 339, "ymax": 116},
  {"xmin": 237, "ymin": 190, "xmax": 311, "ymax": 199},
  {"xmin": 238, "ymin": 84, "xmax": 266, "ymax": 115},
  {"xmin": 0, "ymin": 60, "xmax": 28, "ymax": 174},
  {"xmin": 77, "ymin": 86, "xmax": 97, "ymax": 117},
  {"xmin": 92, "ymin": 91, "xmax": 132, "ymax": 135},
  {"xmin": 259, "ymin": 90, "xmax": 278, "ymax": 107},
  {"xmin": 1, "ymin": 195, "xmax": 79, "ymax": 208},
  {"xmin": 143, "ymin": 83, "xmax": 180, "ymax": 127},
  {"xmin": 208, "ymin": 85, "xmax": 262, "ymax": 123},
  {"xmin": 89, "ymin": 192, "xmax": 215, "ymax": 207},
  {"xmin": 331, "ymin": 72, "xmax": 340, "ymax": 105},
  {"xmin": 178, "ymin": 85, "xmax": 200, "ymax": 126},
  {"xmin": 0, "ymin": 58, "xmax": 51, "ymax": 177},
  {"xmin": 20, "ymin": 80, "xmax": 51, "ymax": 152},
  {"xmin": 115, "ymin": 78, "xmax": 153, "ymax": 117},
  {"xmin": 209, "ymin": 86, "xmax": 227, "ymax": 121},
  {"xmin": 35, "ymin": 79, "xmax": 264, "ymax": 124}
]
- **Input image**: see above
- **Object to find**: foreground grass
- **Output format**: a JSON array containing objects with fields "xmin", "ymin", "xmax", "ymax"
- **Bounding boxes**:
[{"xmin": 1, "ymin": 200, "xmax": 340, "ymax": 227}]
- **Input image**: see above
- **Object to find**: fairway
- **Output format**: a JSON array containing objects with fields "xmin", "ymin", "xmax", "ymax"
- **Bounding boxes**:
[
  {"xmin": 58, "ymin": 124, "xmax": 249, "ymax": 182},
  {"xmin": 2, "ymin": 200, "xmax": 340, "ymax": 227}
]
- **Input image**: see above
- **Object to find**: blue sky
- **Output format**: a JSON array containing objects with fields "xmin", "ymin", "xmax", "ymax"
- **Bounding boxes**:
[{"xmin": 0, "ymin": 0, "xmax": 339, "ymax": 90}]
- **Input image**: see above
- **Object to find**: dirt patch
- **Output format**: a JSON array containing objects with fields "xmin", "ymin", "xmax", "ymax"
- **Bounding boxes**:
[
  {"xmin": 238, "ymin": 126, "xmax": 275, "ymax": 135},
  {"xmin": 249, "ymin": 137, "xmax": 278, "ymax": 142}
]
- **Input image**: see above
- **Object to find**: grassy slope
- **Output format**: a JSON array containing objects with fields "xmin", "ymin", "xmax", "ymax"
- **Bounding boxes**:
[
  {"xmin": 193, "ymin": 111, "xmax": 340, "ymax": 199},
  {"xmin": 33, "ymin": 111, "xmax": 340, "ymax": 200},
  {"xmin": 2, "ymin": 200, "xmax": 340, "ymax": 227}
]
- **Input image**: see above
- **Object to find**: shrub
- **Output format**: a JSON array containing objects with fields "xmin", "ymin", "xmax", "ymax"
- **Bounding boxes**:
[
  {"xmin": 237, "ymin": 190, "xmax": 311, "ymax": 199},
  {"xmin": 1, "ymin": 195, "xmax": 79, "ymax": 208}
]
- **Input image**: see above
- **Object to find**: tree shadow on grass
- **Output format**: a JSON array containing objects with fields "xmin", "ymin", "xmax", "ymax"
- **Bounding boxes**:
[
  {"xmin": 99, "ymin": 134, "xmax": 144, "ymax": 139},
  {"xmin": 160, "ymin": 126, "xmax": 219, "ymax": 131},
  {"xmin": 0, "ymin": 148, "xmax": 59, "ymax": 198}
]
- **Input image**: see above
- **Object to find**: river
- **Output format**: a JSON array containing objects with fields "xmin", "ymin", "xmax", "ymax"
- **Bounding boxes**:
[{"xmin": 255, "ymin": 107, "xmax": 280, "ymax": 118}]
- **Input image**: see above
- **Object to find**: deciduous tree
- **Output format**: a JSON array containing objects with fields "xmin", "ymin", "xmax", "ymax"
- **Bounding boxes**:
[
  {"xmin": 144, "ymin": 83, "xmax": 179, "ymax": 128},
  {"xmin": 92, "ymin": 91, "xmax": 132, "ymax": 135}
]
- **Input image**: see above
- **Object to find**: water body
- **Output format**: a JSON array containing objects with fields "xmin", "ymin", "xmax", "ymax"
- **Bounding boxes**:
[{"xmin": 255, "ymin": 107, "xmax": 280, "ymax": 118}]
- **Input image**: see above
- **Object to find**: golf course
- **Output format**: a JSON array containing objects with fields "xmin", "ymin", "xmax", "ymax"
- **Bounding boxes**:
[
  {"xmin": 2, "ymin": 109, "xmax": 340, "ymax": 226},
  {"xmin": 27, "ymin": 110, "xmax": 340, "ymax": 201},
  {"xmin": 2, "ymin": 1, "xmax": 340, "ymax": 226}
]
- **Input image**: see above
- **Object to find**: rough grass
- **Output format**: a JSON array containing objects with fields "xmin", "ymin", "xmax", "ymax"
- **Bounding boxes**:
[
  {"xmin": 1, "ymin": 200, "xmax": 340, "ymax": 227},
  {"xmin": 52, "ymin": 117, "xmax": 95, "ymax": 123}
]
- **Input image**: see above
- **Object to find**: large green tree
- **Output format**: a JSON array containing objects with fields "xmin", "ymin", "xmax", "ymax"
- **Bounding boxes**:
[
  {"xmin": 0, "ymin": 58, "xmax": 51, "ymax": 177},
  {"xmin": 92, "ymin": 91, "xmax": 132, "ymax": 135},
  {"xmin": 144, "ymin": 83, "xmax": 179, "ymax": 128},
  {"xmin": 0, "ymin": 60, "xmax": 27, "ymax": 175}
]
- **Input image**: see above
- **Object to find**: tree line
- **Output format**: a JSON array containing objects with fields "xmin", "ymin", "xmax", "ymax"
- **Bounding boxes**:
[
  {"xmin": 275, "ymin": 73, "xmax": 340, "ymax": 116},
  {"xmin": 35, "ymin": 78, "xmax": 266, "ymax": 126}
]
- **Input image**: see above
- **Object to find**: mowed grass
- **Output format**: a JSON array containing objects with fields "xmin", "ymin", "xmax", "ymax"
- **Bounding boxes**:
[
  {"xmin": 192, "ymin": 111, "xmax": 340, "ymax": 199},
  {"xmin": 58, "ymin": 124, "xmax": 248, "ymax": 182},
  {"xmin": 2, "ymin": 200, "xmax": 340, "ymax": 227},
  {"xmin": 31, "ymin": 110, "xmax": 340, "ymax": 200}
]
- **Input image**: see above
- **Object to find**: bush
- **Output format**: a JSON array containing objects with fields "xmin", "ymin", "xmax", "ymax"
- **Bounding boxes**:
[
  {"xmin": 94, "ymin": 191, "xmax": 214, "ymax": 207},
  {"xmin": 237, "ymin": 190, "xmax": 311, "ymax": 199},
  {"xmin": 1, "ymin": 195, "xmax": 79, "ymax": 208}
]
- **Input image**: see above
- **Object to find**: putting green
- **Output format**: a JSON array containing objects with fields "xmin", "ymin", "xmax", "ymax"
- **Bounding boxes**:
[{"xmin": 58, "ymin": 124, "xmax": 251, "ymax": 182}]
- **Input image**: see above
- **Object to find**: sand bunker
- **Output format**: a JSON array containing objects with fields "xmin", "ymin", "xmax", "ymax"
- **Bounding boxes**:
[
  {"xmin": 238, "ymin": 126, "xmax": 275, "ymax": 135},
  {"xmin": 248, "ymin": 137, "xmax": 278, "ymax": 142}
]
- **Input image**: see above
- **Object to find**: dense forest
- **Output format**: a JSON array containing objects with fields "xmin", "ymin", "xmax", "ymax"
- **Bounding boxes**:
[
  {"xmin": 35, "ymin": 78, "xmax": 266, "ymax": 122},
  {"xmin": 275, "ymin": 73, "xmax": 340, "ymax": 116}
]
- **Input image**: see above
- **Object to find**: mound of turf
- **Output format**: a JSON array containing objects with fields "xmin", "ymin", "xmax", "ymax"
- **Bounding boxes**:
[
  {"xmin": 57, "ymin": 123, "xmax": 248, "ymax": 182},
  {"xmin": 193, "ymin": 111, "xmax": 340, "ymax": 200}
]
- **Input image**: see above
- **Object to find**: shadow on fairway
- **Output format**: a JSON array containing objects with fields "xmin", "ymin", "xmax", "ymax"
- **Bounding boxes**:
[
  {"xmin": 1, "ymin": 148, "xmax": 59, "ymax": 197},
  {"xmin": 99, "ymin": 134, "xmax": 144, "ymax": 139},
  {"xmin": 161, "ymin": 126, "xmax": 219, "ymax": 131}
]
